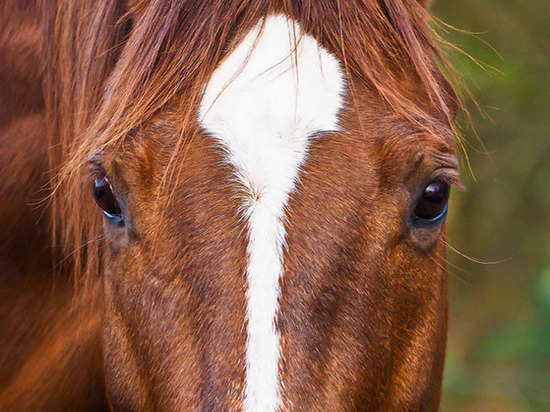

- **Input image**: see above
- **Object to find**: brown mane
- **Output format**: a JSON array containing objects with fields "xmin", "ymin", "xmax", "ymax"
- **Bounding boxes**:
[{"xmin": 44, "ymin": 0, "xmax": 457, "ymax": 286}]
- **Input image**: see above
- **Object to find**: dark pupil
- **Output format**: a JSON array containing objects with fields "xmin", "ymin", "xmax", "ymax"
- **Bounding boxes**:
[
  {"xmin": 93, "ymin": 177, "xmax": 121, "ymax": 216},
  {"xmin": 415, "ymin": 181, "xmax": 450, "ymax": 221}
]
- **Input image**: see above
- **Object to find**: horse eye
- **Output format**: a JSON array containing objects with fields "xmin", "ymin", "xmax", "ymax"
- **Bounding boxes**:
[
  {"xmin": 414, "ymin": 181, "xmax": 450, "ymax": 223},
  {"xmin": 93, "ymin": 176, "xmax": 123, "ymax": 224}
]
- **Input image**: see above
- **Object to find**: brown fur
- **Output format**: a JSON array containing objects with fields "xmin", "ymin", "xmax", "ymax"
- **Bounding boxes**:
[{"xmin": 1, "ymin": 0, "xmax": 459, "ymax": 410}]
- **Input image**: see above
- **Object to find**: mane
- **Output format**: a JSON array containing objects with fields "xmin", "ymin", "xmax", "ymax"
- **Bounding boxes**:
[{"xmin": 43, "ymin": 0, "xmax": 458, "ymax": 287}]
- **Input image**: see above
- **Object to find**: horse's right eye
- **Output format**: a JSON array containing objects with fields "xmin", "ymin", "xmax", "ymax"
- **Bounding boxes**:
[{"xmin": 93, "ymin": 176, "xmax": 123, "ymax": 225}]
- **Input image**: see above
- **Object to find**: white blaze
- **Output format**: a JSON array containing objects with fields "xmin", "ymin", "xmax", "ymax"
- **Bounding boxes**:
[{"xmin": 199, "ymin": 14, "xmax": 345, "ymax": 412}]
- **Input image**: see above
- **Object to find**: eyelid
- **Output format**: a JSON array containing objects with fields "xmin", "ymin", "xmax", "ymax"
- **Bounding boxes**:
[
  {"xmin": 431, "ymin": 167, "xmax": 464, "ymax": 190},
  {"xmin": 88, "ymin": 150, "xmax": 110, "ymax": 174},
  {"xmin": 89, "ymin": 162, "xmax": 108, "ymax": 179},
  {"xmin": 430, "ymin": 151, "xmax": 463, "ymax": 189},
  {"xmin": 103, "ymin": 210, "xmax": 124, "ymax": 225}
]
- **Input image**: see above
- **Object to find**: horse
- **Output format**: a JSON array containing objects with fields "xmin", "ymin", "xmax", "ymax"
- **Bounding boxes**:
[{"xmin": 0, "ymin": 0, "xmax": 461, "ymax": 410}]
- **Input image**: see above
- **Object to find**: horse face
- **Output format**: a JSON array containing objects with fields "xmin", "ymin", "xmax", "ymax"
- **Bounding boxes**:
[{"xmin": 91, "ymin": 13, "xmax": 458, "ymax": 412}]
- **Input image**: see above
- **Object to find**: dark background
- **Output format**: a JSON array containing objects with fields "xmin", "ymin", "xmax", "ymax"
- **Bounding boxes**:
[{"xmin": 432, "ymin": 0, "xmax": 550, "ymax": 410}]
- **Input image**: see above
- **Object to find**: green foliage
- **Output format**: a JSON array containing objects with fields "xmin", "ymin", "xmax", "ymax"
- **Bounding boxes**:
[{"xmin": 431, "ymin": 0, "xmax": 550, "ymax": 410}]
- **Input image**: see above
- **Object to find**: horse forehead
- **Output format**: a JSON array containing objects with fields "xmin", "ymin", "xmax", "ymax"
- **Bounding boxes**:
[{"xmin": 198, "ymin": 14, "xmax": 345, "ymax": 143}]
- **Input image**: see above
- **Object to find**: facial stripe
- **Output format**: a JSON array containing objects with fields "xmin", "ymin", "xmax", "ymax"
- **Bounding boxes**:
[{"xmin": 199, "ymin": 14, "xmax": 345, "ymax": 411}]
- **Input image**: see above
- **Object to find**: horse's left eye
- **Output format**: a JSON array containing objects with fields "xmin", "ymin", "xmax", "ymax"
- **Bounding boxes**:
[
  {"xmin": 414, "ymin": 181, "xmax": 450, "ymax": 223},
  {"xmin": 93, "ymin": 176, "xmax": 123, "ymax": 224}
]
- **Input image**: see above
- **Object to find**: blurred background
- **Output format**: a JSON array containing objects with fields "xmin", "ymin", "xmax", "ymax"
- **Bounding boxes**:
[{"xmin": 431, "ymin": 0, "xmax": 550, "ymax": 410}]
